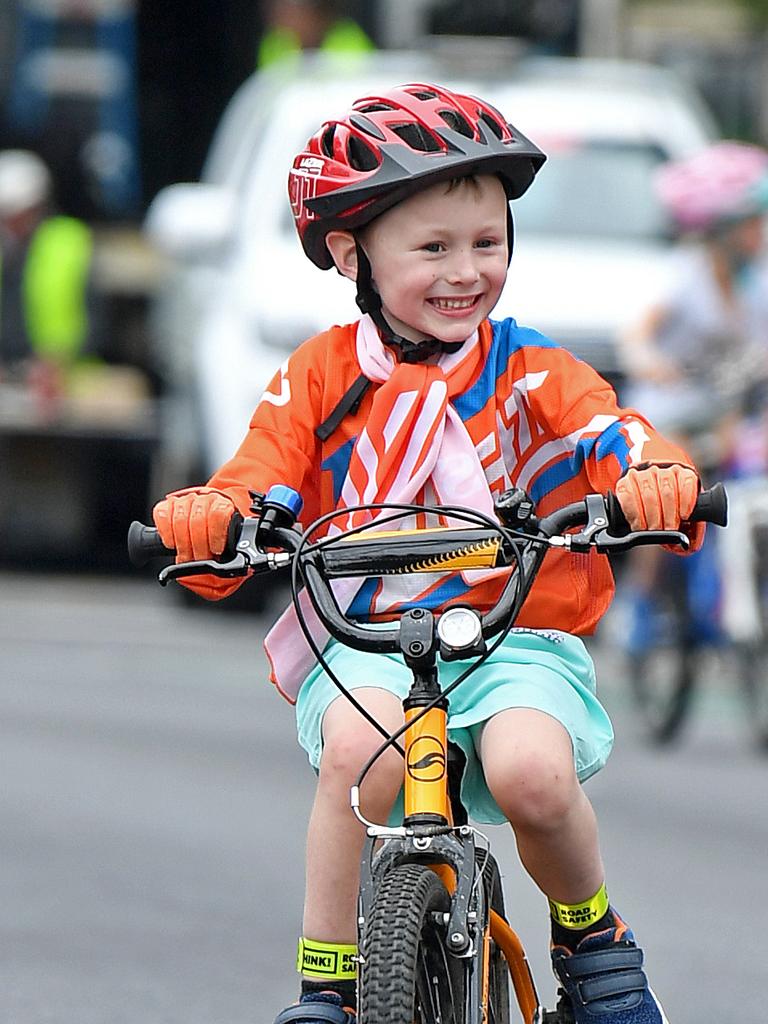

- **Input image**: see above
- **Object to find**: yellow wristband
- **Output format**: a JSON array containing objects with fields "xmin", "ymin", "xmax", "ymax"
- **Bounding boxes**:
[
  {"xmin": 297, "ymin": 937, "xmax": 358, "ymax": 979},
  {"xmin": 549, "ymin": 883, "xmax": 610, "ymax": 930}
]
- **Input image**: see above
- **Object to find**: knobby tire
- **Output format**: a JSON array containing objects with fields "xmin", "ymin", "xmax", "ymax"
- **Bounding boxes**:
[
  {"xmin": 360, "ymin": 853, "xmax": 516, "ymax": 1024},
  {"xmin": 360, "ymin": 863, "xmax": 464, "ymax": 1024}
]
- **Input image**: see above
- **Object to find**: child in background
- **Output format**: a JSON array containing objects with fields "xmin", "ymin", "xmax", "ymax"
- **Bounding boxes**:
[{"xmin": 154, "ymin": 83, "xmax": 703, "ymax": 1024}]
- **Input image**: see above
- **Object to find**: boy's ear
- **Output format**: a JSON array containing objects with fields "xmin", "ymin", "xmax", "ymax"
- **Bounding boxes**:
[{"xmin": 325, "ymin": 230, "xmax": 358, "ymax": 280}]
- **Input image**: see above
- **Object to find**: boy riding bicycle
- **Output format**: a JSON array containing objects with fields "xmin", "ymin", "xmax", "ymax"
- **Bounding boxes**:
[{"xmin": 153, "ymin": 84, "xmax": 704, "ymax": 1024}]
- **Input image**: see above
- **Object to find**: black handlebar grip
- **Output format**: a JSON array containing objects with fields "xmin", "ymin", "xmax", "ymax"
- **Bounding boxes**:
[
  {"xmin": 127, "ymin": 511, "xmax": 245, "ymax": 567},
  {"xmin": 127, "ymin": 521, "xmax": 172, "ymax": 566},
  {"xmin": 606, "ymin": 481, "xmax": 728, "ymax": 534},
  {"xmin": 691, "ymin": 481, "xmax": 728, "ymax": 527}
]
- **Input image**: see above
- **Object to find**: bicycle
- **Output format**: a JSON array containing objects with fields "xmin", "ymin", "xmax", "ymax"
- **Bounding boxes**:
[
  {"xmin": 129, "ymin": 481, "xmax": 727, "ymax": 1024},
  {"xmin": 723, "ymin": 474, "xmax": 768, "ymax": 749},
  {"xmin": 614, "ymin": 479, "xmax": 768, "ymax": 749},
  {"xmin": 616, "ymin": 531, "xmax": 716, "ymax": 745}
]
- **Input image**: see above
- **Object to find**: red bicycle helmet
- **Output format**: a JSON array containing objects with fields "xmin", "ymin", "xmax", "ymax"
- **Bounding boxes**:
[{"xmin": 288, "ymin": 82, "xmax": 546, "ymax": 269}]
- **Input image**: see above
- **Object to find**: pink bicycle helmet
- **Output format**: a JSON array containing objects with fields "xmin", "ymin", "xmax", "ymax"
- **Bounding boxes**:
[
  {"xmin": 288, "ymin": 82, "xmax": 546, "ymax": 269},
  {"xmin": 655, "ymin": 141, "xmax": 768, "ymax": 234}
]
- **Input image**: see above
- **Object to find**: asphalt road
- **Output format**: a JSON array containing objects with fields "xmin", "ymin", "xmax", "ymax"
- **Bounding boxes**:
[{"xmin": 3, "ymin": 571, "xmax": 766, "ymax": 1024}]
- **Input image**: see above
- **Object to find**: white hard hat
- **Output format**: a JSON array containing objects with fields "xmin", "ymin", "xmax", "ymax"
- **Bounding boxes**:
[{"xmin": 0, "ymin": 150, "xmax": 52, "ymax": 216}]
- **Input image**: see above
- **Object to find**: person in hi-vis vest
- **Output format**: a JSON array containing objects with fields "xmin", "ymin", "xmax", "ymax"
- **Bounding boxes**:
[
  {"xmin": 257, "ymin": 0, "xmax": 373, "ymax": 70},
  {"xmin": 0, "ymin": 149, "xmax": 98, "ymax": 387}
]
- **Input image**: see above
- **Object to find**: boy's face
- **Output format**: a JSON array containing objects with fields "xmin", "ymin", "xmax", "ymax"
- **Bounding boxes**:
[{"xmin": 358, "ymin": 174, "xmax": 509, "ymax": 344}]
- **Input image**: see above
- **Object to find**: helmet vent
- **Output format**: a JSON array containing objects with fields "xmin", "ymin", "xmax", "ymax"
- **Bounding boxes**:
[
  {"xmin": 349, "ymin": 113, "xmax": 386, "ymax": 141},
  {"xmin": 407, "ymin": 89, "xmax": 438, "ymax": 101},
  {"xmin": 320, "ymin": 125, "xmax": 337, "ymax": 158},
  {"xmin": 347, "ymin": 135, "xmax": 379, "ymax": 172},
  {"xmin": 359, "ymin": 102, "xmax": 395, "ymax": 113},
  {"xmin": 439, "ymin": 109, "xmax": 474, "ymax": 139},
  {"xmin": 391, "ymin": 122, "xmax": 441, "ymax": 153},
  {"xmin": 479, "ymin": 111, "xmax": 504, "ymax": 140}
]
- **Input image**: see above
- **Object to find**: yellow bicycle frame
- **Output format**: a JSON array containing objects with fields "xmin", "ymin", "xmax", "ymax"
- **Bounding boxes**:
[
  {"xmin": 402, "ymin": 697, "xmax": 540, "ymax": 1024},
  {"xmin": 403, "ymin": 704, "xmax": 452, "ymax": 823}
]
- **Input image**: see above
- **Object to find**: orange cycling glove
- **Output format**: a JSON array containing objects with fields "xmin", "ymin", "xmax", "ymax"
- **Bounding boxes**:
[
  {"xmin": 152, "ymin": 486, "xmax": 237, "ymax": 564},
  {"xmin": 615, "ymin": 464, "xmax": 704, "ymax": 551}
]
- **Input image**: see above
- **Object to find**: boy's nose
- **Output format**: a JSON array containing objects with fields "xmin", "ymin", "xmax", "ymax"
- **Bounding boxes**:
[{"xmin": 446, "ymin": 251, "xmax": 481, "ymax": 284}]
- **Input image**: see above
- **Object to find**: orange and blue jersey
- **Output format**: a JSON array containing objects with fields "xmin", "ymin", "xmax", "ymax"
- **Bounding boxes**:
[{"xmin": 191, "ymin": 317, "xmax": 695, "ymax": 634}]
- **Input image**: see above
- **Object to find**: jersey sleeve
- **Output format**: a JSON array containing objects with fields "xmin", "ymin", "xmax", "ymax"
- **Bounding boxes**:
[
  {"xmin": 179, "ymin": 341, "xmax": 325, "ymax": 600},
  {"xmin": 510, "ymin": 337, "xmax": 703, "ymax": 571},
  {"xmin": 519, "ymin": 336, "xmax": 697, "ymax": 497},
  {"xmin": 208, "ymin": 344, "xmax": 323, "ymax": 508}
]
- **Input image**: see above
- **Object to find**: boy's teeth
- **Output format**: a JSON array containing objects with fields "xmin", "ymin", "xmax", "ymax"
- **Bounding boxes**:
[{"xmin": 432, "ymin": 297, "xmax": 474, "ymax": 309}]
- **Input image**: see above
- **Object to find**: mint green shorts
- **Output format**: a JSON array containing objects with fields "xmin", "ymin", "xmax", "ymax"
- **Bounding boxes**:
[{"xmin": 295, "ymin": 628, "xmax": 614, "ymax": 825}]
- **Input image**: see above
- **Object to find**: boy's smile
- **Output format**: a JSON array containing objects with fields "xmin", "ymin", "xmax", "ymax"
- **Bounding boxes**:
[
  {"xmin": 427, "ymin": 295, "xmax": 483, "ymax": 314},
  {"xmin": 330, "ymin": 174, "xmax": 510, "ymax": 346}
]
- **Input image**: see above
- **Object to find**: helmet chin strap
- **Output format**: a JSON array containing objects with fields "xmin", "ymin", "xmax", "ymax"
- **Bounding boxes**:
[{"xmin": 352, "ymin": 205, "xmax": 515, "ymax": 365}]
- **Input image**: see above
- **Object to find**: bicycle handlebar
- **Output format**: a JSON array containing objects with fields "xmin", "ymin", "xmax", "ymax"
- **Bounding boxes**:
[{"xmin": 128, "ymin": 483, "xmax": 727, "ymax": 655}]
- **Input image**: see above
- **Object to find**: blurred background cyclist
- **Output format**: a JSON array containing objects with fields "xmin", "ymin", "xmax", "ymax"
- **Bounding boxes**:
[
  {"xmin": 618, "ymin": 142, "xmax": 768, "ymax": 649},
  {"xmin": 620, "ymin": 140, "xmax": 768, "ymax": 460}
]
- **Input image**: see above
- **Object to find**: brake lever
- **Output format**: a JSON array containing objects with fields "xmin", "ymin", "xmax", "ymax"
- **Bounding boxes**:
[
  {"xmin": 592, "ymin": 528, "xmax": 690, "ymax": 554},
  {"xmin": 158, "ymin": 552, "xmax": 250, "ymax": 586},
  {"xmin": 567, "ymin": 493, "xmax": 611, "ymax": 550},
  {"xmin": 551, "ymin": 494, "xmax": 690, "ymax": 553}
]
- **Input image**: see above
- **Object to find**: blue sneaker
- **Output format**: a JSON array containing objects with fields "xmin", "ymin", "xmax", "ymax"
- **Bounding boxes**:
[
  {"xmin": 550, "ymin": 914, "xmax": 668, "ymax": 1023},
  {"xmin": 273, "ymin": 992, "xmax": 355, "ymax": 1024}
]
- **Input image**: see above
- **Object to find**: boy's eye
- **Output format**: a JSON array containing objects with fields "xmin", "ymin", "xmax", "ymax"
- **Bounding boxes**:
[
  {"xmin": 422, "ymin": 242, "xmax": 444, "ymax": 253},
  {"xmin": 476, "ymin": 238, "xmax": 499, "ymax": 249}
]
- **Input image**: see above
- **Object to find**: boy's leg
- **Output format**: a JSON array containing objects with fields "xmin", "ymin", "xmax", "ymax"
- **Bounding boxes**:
[
  {"xmin": 479, "ymin": 707, "xmax": 604, "ymax": 906},
  {"xmin": 303, "ymin": 687, "xmax": 403, "ymax": 944},
  {"xmin": 279, "ymin": 688, "xmax": 404, "ymax": 1023},
  {"xmin": 480, "ymin": 707, "xmax": 668, "ymax": 1023}
]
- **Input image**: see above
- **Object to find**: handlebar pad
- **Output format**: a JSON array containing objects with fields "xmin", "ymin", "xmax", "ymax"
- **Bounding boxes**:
[
  {"xmin": 127, "ymin": 511, "xmax": 244, "ymax": 567},
  {"xmin": 606, "ymin": 482, "xmax": 728, "ymax": 534}
]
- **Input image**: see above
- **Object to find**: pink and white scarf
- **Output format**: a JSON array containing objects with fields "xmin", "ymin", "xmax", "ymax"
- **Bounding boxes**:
[{"xmin": 264, "ymin": 315, "xmax": 498, "ymax": 701}]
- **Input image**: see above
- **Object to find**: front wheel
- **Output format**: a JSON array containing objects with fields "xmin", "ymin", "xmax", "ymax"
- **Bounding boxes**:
[
  {"xmin": 628, "ymin": 641, "xmax": 696, "ymax": 744},
  {"xmin": 735, "ymin": 641, "xmax": 768, "ymax": 751},
  {"xmin": 625, "ymin": 571, "xmax": 697, "ymax": 744},
  {"xmin": 360, "ymin": 863, "xmax": 465, "ymax": 1024}
]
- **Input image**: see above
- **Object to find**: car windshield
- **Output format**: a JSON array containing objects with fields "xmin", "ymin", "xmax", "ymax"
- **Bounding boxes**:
[
  {"xmin": 278, "ymin": 130, "xmax": 669, "ymax": 243},
  {"xmin": 513, "ymin": 138, "xmax": 669, "ymax": 240}
]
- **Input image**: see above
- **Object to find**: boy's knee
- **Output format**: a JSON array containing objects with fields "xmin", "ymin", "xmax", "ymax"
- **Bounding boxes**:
[
  {"xmin": 319, "ymin": 729, "xmax": 402, "ymax": 797},
  {"xmin": 485, "ymin": 748, "xmax": 578, "ymax": 832},
  {"xmin": 319, "ymin": 690, "xmax": 403, "ymax": 796}
]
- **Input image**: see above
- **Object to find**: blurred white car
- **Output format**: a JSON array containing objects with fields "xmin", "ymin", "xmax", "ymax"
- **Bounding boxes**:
[{"xmin": 146, "ymin": 51, "xmax": 717, "ymax": 484}]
